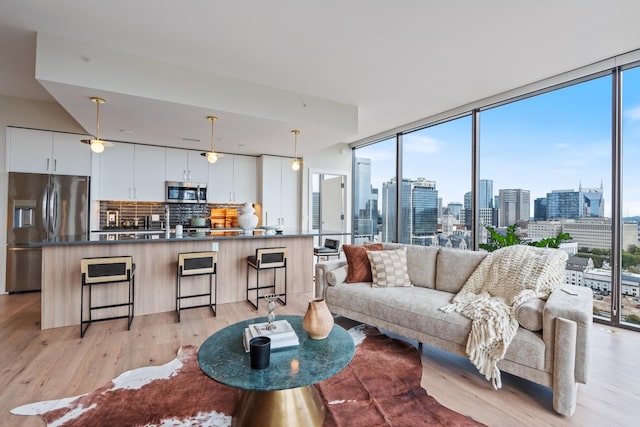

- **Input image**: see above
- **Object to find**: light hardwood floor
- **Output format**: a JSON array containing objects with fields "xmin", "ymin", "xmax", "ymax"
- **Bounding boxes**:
[{"xmin": 1, "ymin": 292, "xmax": 637, "ymax": 427}]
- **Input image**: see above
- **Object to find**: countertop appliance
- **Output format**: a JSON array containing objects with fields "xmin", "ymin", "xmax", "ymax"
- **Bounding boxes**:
[
  {"xmin": 166, "ymin": 181, "xmax": 207, "ymax": 204},
  {"xmin": 6, "ymin": 172, "xmax": 89, "ymax": 292}
]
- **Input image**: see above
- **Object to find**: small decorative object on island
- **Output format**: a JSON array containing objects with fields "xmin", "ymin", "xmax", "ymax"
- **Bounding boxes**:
[
  {"xmin": 302, "ymin": 298, "xmax": 334, "ymax": 339},
  {"xmin": 263, "ymin": 293, "xmax": 279, "ymax": 330},
  {"xmin": 237, "ymin": 202, "xmax": 259, "ymax": 234}
]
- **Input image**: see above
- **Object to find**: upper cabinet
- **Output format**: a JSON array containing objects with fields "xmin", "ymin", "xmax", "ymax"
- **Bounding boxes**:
[
  {"xmin": 208, "ymin": 154, "xmax": 257, "ymax": 203},
  {"xmin": 258, "ymin": 155, "xmax": 299, "ymax": 228},
  {"xmin": 97, "ymin": 143, "xmax": 166, "ymax": 201},
  {"xmin": 7, "ymin": 128, "xmax": 92, "ymax": 176},
  {"xmin": 165, "ymin": 148, "xmax": 208, "ymax": 183}
]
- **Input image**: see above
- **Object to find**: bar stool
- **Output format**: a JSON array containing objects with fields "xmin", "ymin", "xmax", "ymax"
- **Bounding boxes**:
[
  {"xmin": 313, "ymin": 238, "xmax": 341, "ymax": 263},
  {"xmin": 80, "ymin": 256, "xmax": 135, "ymax": 338},
  {"xmin": 176, "ymin": 251, "xmax": 217, "ymax": 322},
  {"xmin": 246, "ymin": 247, "xmax": 287, "ymax": 310}
]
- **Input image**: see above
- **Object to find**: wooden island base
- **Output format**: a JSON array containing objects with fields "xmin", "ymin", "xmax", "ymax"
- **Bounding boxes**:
[{"xmin": 41, "ymin": 235, "xmax": 314, "ymax": 330}]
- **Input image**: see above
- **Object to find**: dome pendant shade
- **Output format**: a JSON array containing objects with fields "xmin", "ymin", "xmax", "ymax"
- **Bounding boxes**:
[
  {"xmin": 290, "ymin": 129, "xmax": 302, "ymax": 171},
  {"xmin": 201, "ymin": 115, "xmax": 223, "ymax": 163},
  {"xmin": 81, "ymin": 97, "xmax": 112, "ymax": 153}
]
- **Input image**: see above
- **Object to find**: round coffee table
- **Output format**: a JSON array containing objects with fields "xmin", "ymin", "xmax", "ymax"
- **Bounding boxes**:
[{"xmin": 198, "ymin": 315, "xmax": 355, "ymax": 427}]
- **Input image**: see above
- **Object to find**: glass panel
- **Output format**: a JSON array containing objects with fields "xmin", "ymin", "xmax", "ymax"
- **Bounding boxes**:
[
  {"xmin": 401, "ymin": 116, "xmax": 472, "ymax": 248},
  {"xmin": 354, "ymin": 138, "xmax": 396, "ymax": 244},
  {"xmin": 622, "ymin": 65, "xmax": 640, "ymax": 328},
  {"xmin": 480, "ymin": 76, "xmax": 612, "ymax": 321}
]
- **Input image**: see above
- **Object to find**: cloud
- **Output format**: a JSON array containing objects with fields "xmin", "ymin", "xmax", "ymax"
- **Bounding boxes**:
[
  {"xmin": 403, "ymin": 134, "xmax": 443, "ymax": 154},
  {"xmin": 624, "ymin": 106, "xmax": 640, "ymax": 121}
]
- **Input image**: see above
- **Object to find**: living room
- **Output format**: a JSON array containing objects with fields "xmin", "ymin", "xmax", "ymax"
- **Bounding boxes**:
[{"xmin": 1, "ymin": 2, "xmax": 640, "ymax": 426}]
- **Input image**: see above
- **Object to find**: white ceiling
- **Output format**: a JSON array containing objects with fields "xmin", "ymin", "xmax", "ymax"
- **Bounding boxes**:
[{"xmin": 1, "ymin": 0, "xmax": 640, "ymax": 157}]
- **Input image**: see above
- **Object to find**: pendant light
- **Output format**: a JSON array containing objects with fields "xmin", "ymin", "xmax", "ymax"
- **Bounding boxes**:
[
  {"xmin": 201, "ymin": 116, "xmax": 222, "ymax": 163},
  {"xmin": 81, "ymin": 97, "xmax": 113, "ymax": 153},
  {"xmin": 290, "ymin": 129, "xmax": 302, "ymax": 171}
]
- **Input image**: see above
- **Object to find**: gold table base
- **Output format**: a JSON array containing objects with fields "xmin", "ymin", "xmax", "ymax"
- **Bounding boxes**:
[{"xmin": 232, "ymin": 385, "xmax": 326, "ymax": 427}]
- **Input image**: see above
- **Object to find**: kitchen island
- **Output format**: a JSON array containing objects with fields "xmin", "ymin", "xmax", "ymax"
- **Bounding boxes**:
[{"xmin": 37, "ymin": 230, "xmax": 336, "ymax": 330}]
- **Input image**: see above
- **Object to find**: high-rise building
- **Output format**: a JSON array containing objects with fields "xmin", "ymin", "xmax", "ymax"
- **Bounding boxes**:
[
  {"xmin": 381, "ymin": 177, "xmax": 438, "ymax": 244},
  {"xmin": 479, "ymin": 179, "xmax": 494, "ymax": 209},
  {"xmin": 354, "ymin": 157, "xmax": 377, "ymax": 238},
  {"xmin": 580, "ymin": 182, "xmax": 605, "ymax": 218},
  {"xmin": 534, "ymin": 197, "xmax": 548, "ymax": 221},
  {"xmin": 447, "ymin": 202, "xmax": 463, "ymax": 221},
  {"xmin": 498, "ymin": 188, "xmax": 530, "ymax": 226},
  {"xmin": 547, "ymin": 189, "xmax": 582, "ymax": 220}
]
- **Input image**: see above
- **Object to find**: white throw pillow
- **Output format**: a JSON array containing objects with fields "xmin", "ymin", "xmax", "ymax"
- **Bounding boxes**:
[
  {"xmin": 367, "ymin": 248, "xmax": 411, "ymax": 288},
  {"xmin": 326, "ymin": 265, "xmax": 349, "ymax": 286}
]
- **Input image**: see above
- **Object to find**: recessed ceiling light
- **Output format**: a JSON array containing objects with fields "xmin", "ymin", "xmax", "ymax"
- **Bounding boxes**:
[
  {"xmin": 238, "ymin": 144, "xmax": 246, "ymax": 147},
  {"xmin": 120, "ymin": 129, "xmax": 135, "ymax": 134}
]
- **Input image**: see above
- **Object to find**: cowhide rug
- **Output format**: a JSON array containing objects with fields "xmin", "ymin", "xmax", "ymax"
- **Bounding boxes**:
[{"xmin": 12, "ymin": 325, "xmax": 485, "ymax": 426}]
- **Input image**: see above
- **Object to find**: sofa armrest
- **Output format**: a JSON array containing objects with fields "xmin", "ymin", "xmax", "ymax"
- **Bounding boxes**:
[
  {"xmin": 315, "ymin": 259, "xmax": 348, "ymax": 298},
  {"xmin": 543, "ymin": 286, "xmax": 593, "ymax": 384}
]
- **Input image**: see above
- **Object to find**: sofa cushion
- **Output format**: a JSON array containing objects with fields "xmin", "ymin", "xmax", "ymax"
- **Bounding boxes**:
[
  {"xmin": 325, "ymin": 283, "xmax": 546, "ymax": 371},
  {"xmin": 516, "ymin": 298, "xmax": 545, "ymax": 331},
  {"xmin": 436, "ymin": 248, "xmax": 487, "ymax": 293},
  {"xmin": 326, "ymin": 265, "xmax": 349, "ymax": 286},
  {"xmin": 367, "ymin": 248, "xmax": 411, "ymax": 288},
  {"xmin": 382, "ymin": 243, "xmax": 438, "ymax": 288},
  {"xmin": 343, "ymin": 243, "xmax": 384, "ymax": 283}
]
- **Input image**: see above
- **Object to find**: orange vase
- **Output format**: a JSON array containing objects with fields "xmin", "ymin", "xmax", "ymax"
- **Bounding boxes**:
[{"xmin": 302, "ymin": 298, "xmax": 334, "ymax": 340}]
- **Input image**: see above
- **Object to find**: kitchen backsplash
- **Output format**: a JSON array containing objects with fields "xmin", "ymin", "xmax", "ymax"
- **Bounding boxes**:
[{"xmin": 98, "ymin": 201, "xmax": 245, "ymax": 229}]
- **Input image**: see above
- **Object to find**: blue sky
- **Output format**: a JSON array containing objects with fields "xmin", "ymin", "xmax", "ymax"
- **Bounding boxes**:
[{"xmin": 358, "ymin": 66, "xmax": 640, "ymax": 218}]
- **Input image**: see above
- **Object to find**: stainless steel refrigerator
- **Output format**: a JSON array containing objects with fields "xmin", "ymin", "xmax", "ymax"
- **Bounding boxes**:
[{"xmin": 6, "ymin": 172, "xmax": 90, "ymax": 292}]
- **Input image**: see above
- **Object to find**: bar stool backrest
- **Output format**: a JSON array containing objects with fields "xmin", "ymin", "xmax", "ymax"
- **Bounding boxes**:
[
  {"xmin": 324, "ymin": 239, "xmax": 340, "ymax": 251},
  {"xmin": 81, "ymin": 256, "xmax": 133, "ymax": 284},
  {"xmin": 178, "ymin": 251, "xmax": 217, "ymax": 276},
  {"xmin": 256, "ymin": 247, "xmax": 287, "ymax": 268}
]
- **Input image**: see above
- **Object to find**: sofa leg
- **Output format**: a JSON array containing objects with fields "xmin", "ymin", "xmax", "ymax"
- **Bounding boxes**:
[
  {"xmin": 418, "ymin": 342, "xmax": 423, "ymax": 351},
  {"xmin": 553, "ymin": 317, "xmax": 578, "ymax": 416}
]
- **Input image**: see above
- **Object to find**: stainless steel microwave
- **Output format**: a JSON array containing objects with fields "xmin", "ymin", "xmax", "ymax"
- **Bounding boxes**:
[{"xmin": 166, "ymin": 181, "xmax": 207, "ymax": 204}]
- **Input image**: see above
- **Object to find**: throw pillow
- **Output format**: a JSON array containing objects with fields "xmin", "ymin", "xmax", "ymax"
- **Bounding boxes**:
[
  {"xmin": 367, "ymin": 248, "xmax": 411, "ymax": 288},
  {"xmin": 515, "ymin": 298, "xmax": 545, "ymax": 331},
  {"xmin": 326, "ymin": 265, "xmax": 349, "ymax": 286},
  {"xmin": 343, "ymin": 243, "xmax": 383, "ymax": 283}
]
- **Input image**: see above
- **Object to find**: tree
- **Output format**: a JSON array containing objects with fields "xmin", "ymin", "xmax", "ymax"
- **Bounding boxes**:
[{"xmin": 479, "ymin": 225, "xmax": 571, "ymax": 252}]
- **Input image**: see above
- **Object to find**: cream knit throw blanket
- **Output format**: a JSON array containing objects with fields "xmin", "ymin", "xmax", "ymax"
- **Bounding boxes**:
[{"xmin": 440, "ymin": 245, "xmax": 568, "ymax": 389}]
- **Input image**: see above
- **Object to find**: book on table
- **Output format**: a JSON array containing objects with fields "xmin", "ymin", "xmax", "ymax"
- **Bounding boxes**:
[{"xmin": 243, "ymin": 319, "xmax": 300, "ymax": 352}]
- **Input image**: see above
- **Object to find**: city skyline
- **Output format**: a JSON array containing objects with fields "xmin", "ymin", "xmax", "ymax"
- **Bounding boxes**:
[{"xmin": 356, "ymin": 69, "xmax": 640, "ymax": 218}]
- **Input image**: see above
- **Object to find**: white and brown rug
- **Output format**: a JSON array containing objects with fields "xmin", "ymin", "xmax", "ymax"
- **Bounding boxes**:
[{"xmin": 12, "ymin": 325, "xmax": 485, "ymax": 426}]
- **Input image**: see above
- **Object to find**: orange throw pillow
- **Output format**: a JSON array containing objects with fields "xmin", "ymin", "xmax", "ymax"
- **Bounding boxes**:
[{"xmin": 343, "ymin": 243, "xmax": 384, "ymax": 283}]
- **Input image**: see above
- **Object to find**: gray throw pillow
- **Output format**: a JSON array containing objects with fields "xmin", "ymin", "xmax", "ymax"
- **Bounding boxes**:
[{"xmin": 515, "ymin": 298, "xmax": 545, "ymax": 331}]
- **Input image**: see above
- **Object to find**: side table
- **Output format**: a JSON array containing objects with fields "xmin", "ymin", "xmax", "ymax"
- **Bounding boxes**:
[{"xmin": 198, "ymin": 315, "xmax": 355, "ymax": 427}]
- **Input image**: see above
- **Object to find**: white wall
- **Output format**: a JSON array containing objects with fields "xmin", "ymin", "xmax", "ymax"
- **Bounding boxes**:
[{"xmin": 0, "ymin": 95, "xmax": 85, "ymax": 293}]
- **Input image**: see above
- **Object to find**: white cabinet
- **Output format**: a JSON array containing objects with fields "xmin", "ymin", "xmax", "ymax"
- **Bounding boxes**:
[
  {"xmin": 208, "ymin": 154, "xmax": 257, "ymax": 203},
  {"xmin": 97, "ymin": 143, "xmax": 166, "ymax": 201},
  {"xmin": 8, "ymin": 128, "xmax": 91, "ymax": 176},
  {"xmin": 133, "ymin": 145, "xmax": 166, "ymax": 201},
  {"xmin": 259, "ymin": 155, "xmax": 299, "ymax": 228},
  {"xmin": 165, "ymin": 148, "xmax": 208, "ymax": 183}
]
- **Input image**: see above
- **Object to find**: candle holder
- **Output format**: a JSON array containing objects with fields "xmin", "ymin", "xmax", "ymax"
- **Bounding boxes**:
[{"xmin": 263, "ymin": 294, "xmax": 279, "ymax": 331}]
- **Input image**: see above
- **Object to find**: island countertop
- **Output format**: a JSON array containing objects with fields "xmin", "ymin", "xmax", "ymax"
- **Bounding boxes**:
[
  {"xmin": 31, "ymin": 229, "xmax": 348, "ymax": 247},
  {"xmin": 39, "ymin": 231, "xmax": 345, "ymax": 330}
]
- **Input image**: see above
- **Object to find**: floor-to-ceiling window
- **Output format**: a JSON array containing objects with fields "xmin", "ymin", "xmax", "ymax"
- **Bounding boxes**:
[
  {"xmin": 401, "ymin": 116, "xmax": 472, "ymax": 248},
  {"xmin": 479, "ymin": 76, "xmax": 612, "ymax": 320},
  {"xmin": 353, "ymin": 137, "xmax": 396, "ymax": 244},
  {"xmin": 622, "ymin": 65, "xmax": 640, "ymax": 327},
  {"xmin": 351, "ymin": 59, "xmax": 640, "ymax": 330}
]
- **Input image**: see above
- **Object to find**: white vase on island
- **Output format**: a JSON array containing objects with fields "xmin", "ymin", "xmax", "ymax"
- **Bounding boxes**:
[{"xmin": 238, "ymin": 202, "xmax": 259, "ymax": 234}]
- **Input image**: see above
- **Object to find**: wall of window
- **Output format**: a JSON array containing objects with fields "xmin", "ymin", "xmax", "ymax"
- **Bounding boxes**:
[{"xmin": 352, "ymin": 57, "xmax": 640, "ymax": 330}]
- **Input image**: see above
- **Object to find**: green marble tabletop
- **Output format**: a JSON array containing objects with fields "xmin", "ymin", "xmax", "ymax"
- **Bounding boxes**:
[{"xmin": 197, "ymin": 315, "xmax": 355, "ymax": 392}]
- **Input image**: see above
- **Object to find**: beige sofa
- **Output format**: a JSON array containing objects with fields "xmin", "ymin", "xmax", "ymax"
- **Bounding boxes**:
[{"xmin": 315, "ymin": 243, "xmax": 592, "ymax": 416}]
